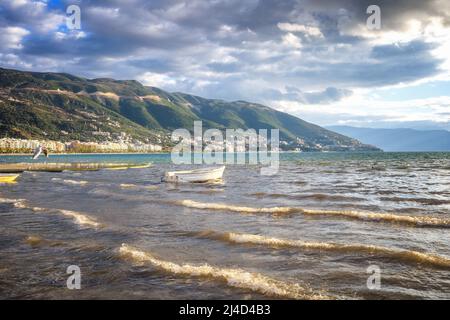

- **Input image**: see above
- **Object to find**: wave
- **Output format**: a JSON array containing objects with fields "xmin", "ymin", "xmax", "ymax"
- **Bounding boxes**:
[
  {"xmin": 172, "ymin": 188, "xmax": 224, "ymax": 195},
  {"xmin": 250, "ymin": 192, "xmax": 365, "ymax": 202},
  {"xmin": 357, "ymin": 166, "xmax": 386, "ymax": 172},
  {"xmin": 380, "ymin": 196, "xmax": 450, "ymax": 206},
  {"xmin": 12, "ymin": 200, "xmax": 101, "ymax": 229},
  {"xmin": 179, "ymin": 200, "xmax": 296, "ymax": 214},
  {"xmin": 120, "ymin": 183, "xmax": 138, "ymax": 189},
  {"xmin": 176, "ymin": 200, "xmax": 450, "ymax": 227},
  {"xmin": 0, "ymin": 197, "xmax": 25, "ymax": 204},
  {"xmin": 120, "ymin": 183, "xmax": 159, "ymax": 190},
  {"xmin": 14, "ymin": 201, "xmax": 47, "ymax": 212},
  {"xmin": 118, "ymin": 244, "xmax": 332, "ymax": 300},
  {"xmin": 58, "ymin": 210, "xmax": 101, "ymax": 228},
  {"xmin": 64, "ymin": 179, "xmax": 88, "ymax": 185},
  {"xmin": 52, "ymin": 178, "xmax": 88, "ymax": 186},
  {"xmin": 301, "ymin": 208, "xmax": 450, "ymax": 227},
  {"xmin": 193, "ymin": 231, "xmax": 450, "ymax": 268}
]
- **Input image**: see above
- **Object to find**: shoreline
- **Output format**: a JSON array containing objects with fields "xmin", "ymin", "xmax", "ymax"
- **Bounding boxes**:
[
  {"xmin": 0, "ymin": 152, "xmax": 170, "ymax": 156},
  {"xmin": 1, "ymin": 151, "xmax": 449, "ymax": 157}
]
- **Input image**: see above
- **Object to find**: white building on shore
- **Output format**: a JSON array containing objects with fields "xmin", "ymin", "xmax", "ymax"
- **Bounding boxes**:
[{"xmin": 0, "ymin": 138, "xmax": 162, "ymax": 153}]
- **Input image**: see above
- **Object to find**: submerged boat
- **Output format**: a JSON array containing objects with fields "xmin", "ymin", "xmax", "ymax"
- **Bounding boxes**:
[
  {"xmin": 163, "ymin": 166, "xmax": 225, "ymax": 183},
  {"xmin": 0, "ymin": 174, "xmax": 20, "ymax": 183},
  {"xmin": 106, "ymin": 163, "xmax": 152, "ymax": 170},
  {"xmin": 0, "ymin": 162, "xmax": 150, "ymax": 173}
]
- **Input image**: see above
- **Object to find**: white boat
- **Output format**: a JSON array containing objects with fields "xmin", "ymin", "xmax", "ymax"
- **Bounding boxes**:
[{"xmin": 163, "ymin": 166, "xmax": 225, "ymax": 183}]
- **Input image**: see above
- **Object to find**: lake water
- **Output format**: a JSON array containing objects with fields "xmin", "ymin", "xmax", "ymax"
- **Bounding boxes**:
[{"xmin": 0, "ymin": 152, "xmax": 449, "ymax": 299}]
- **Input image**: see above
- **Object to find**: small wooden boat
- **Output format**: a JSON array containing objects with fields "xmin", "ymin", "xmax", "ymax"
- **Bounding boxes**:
[
  {"xmin": 163, "ymin": 166, "xmax": 225, "ymax": 183},
  {"xmin": 0, "ymin": 174, "xmax": 20, "ymax": 183},
  {"xmin": 106, "ymin": 163, "xmax": 152, "ymax": 171}
]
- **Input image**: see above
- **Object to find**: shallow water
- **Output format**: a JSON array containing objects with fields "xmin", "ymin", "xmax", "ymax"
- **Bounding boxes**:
[{"xmin": 1, "ymin": 152, "xmax": 449, "ymax": 299}]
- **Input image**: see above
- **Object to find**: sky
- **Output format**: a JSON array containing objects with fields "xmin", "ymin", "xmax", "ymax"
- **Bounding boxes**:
[{"xmin": 0, "ymin": 0, "xmax": 449, "ymax": 130}]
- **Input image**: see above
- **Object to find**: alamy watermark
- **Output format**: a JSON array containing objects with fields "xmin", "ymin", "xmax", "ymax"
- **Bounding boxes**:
[
  {"xmin": 366, "ymin": 5, "xmax": 381, "ymax": 30},
  {"xmin": 366, "ymin": 265, "xmax": 381, "ymax": 290},
  {"xmin": 66, "ymin": 5, "xmax": 81, "ymax": 30},
  {"xmin": 171, "ymin": 121, "xmax": 280, "ymax": 175},
  {"xmin": 66, "ymin": 265, "xmax": 81, "ymax": 290}
]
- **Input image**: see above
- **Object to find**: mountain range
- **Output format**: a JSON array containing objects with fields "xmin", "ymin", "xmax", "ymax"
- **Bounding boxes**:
[
  {"xmin": 328, "ymin": 126, "xmax": 450, "ymax": 152},
  {"xmin": 0, "ymin": 67, "xmax": 379, "ymax": 151}
]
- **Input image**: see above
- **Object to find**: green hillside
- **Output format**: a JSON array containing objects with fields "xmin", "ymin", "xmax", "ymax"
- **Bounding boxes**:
[{"xmin": 0, "ymin": 67, "xmax": 379, "ymax": 151}]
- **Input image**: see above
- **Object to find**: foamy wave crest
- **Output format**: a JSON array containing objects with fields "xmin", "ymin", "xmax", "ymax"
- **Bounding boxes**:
[
  {"xmin": 120, "ymin": 183, "xmax": 137, "ymax": 189},
  {"xmin": 0, "ymin": 197, "xmax": 25, "ymax": 204},
  {"xmin": 14, "ymin": 201, "xmax": 46, "ymax": 212},
  {"xmin": 12, "ymin": 200, "xmax": 100, "ymax": 228},
  {"xmin": 177, "ymin": 200, "xmax": 450, "ymax": 227},
  {"xmin": 58, "ymin": 210, "xmax": 101, "ymax": 228},
  {"xmin": 119, "ymin": 244, "xmax": 332, "ymax": 300},
  {"xmin": 6, "ymin": 198, "xmax": 45, "ymax": 212},
  {"xmin": 179, "ymin": 200, "xmax": 296, "ymax": 214},
  {"xmin": 119, "ymin": 183, "xmax": 158, "ymax": 190},
  {"xmin": 301, "ymin": 208, "xmax": 450, "ymax": 227},
  {"xmin": 13, "ymin": 200, "xmax": 49, "ymax": 212},
  {"xmin": 202, "ymin": 232, "xmax": 450, "ymax": 268},
  {"xmin": 52, "ymin": 178, "xmax": 88, "ymax": 186},
  {"xmin": 13, "ymin": 201, "xmax": 28, "ymax": 209},
  {"xmin": 250, "ymin": 192, "xmax": 364, "ymax": 202}
]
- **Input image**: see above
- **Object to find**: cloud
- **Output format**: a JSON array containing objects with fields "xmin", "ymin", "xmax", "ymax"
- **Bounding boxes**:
[
  {"xmin": 0, "ymin": 0, "xmax": 64, "ymax": 33},
  {"xmin": 281, "ymin": 32, "xmax": 302, "ymax": 49},
  {"xmin": 0, "ymin": 0, "xmax": 450, "ymax": 128},
  {"xmin": 1, "ymin": 1, "xmax": 447, "ymax": 85},
  {"xmin": 274, "ymin": 93, "xmax": 450, "ymax": 128},
  {"xmin": 277, "ymin": 22, "xmax": 323, "ymax": 38},
  {"xmin": 136, "ymin": 71, "xmax": 178, "ymax": 88},
  {"xmin": 304, "ymin": 87, "xmax": 353, "ymax": 104},
  {"xmin": 371, "ymin": 41, "xmax": 437, "ymax": 60},
  {"xmin": 0, "ymin": 26, "xmax": 29, "ymax": 49},
  {"xmin": 261, "ymin": 86, "xmax": 353, "ymax": 104}
]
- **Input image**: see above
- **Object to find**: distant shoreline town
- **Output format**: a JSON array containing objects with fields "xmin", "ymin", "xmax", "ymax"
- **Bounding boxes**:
[{"xmin": 0, "ymin": 138, "xmax": 163, "ymax": 154}]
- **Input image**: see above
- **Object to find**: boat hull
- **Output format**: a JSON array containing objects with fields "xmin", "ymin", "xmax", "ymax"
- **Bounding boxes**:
[
  {"xmin": 106, "ymin": 163, "xmax": 152, "ymax": 170},
  {"xmin": 163, "ymin": 166, "xmax": 225, "ymax": 183},
  {"xmin": 0, "ymin": 174, "xmax": 20, "ymax": 183},
  {"xmin": 0, "ymin": 163, "xmax": 150, "ymax": 173}
]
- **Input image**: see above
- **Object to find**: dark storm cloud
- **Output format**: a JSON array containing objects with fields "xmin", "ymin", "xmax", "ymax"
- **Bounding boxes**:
[
  {"xmin": 371, "ymin": 41, "xmax": 437, "ymax": 60},
  {"xmin": 284, "ymin": 40, "xmax": 442, "ymax": 88},
  {"xmin": 260, "ymin": 86, "xmax": 353, "ymax": 104},
  {"xmin": 0, "ymin": 0, "xmax": 449, "ymax": 104}
]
